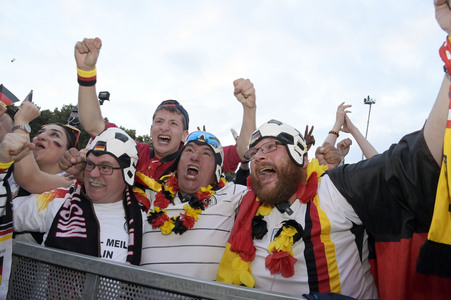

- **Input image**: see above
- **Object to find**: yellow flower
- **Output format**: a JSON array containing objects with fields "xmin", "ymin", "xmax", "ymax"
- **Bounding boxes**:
[
  {"xmin": 306, "ymin": 158, "xmax": 328, "ymax": 182},
  {"xmin": 200, "ymin": 185, "xmax": 213, "ymax": 192},
  {"xmin": 183, "ymin": 204, "xmax": 202, "ymax": 220},
  {"xmin": 199, "ymin": 185, "xmax": 214, "ymax": 198},
  {"xmin": 161, "ymin": 220, "xmax": 175, "ymax": 235},
  {"xmin": 132, "ymin": 186, "xmax": 147, "ymax": 198},
  {"xmin": 153, "ymin": 207, "xmax": 164, "ymax": 214},
  {"xmin": 256, "ymin": 204, "xmax": 273, "ymax": 216},
  {"xmin": 267, "ymin": 226, "xmax": 297, "ymax": 254}
]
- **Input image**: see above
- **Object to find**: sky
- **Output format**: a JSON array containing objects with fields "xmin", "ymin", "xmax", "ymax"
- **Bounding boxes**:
[{"xmin": 1, "ymin": 0, "xmax": 446, "ymax": 164}]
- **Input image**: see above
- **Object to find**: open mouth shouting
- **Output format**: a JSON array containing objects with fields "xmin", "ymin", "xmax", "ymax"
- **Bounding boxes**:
[
  {"xmin": 255, "ymin": 164, "xmax": 277, "ymax": 184},
  {"xmin": 34, "ymin": 141, "xmax": 46, "ymax": 150},
  {"xmin": 186, "ymin": 164, "xmax": 199, "ymax": 179},
  {"xmin": 157, "ymin": 135, "xmax": 171, "ymax": 145}
]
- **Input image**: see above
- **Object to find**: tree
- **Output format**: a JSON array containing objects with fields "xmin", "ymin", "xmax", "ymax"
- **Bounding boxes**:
[{"xmin": 27, "ymin": 104, "xmax": 151, "ymax": 148}]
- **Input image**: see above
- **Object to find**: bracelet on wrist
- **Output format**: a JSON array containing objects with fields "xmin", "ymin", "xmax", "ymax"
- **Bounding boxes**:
[
  {"xmin": 439, "ymin": 36, "xmax": 451, "ymax": 74},
  {"xmin": 77, "ymin": 66, "xmax": 97, "ymax": 87},
  {"xmin": 329, "ymin": 130, "xmax": 339, "ymax": 137}
]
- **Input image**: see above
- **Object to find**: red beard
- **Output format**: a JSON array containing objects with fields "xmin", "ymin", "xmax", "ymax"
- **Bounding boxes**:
[{"xmin": 251, "ymin": 159, "xmax": 306, "ymax": 206}]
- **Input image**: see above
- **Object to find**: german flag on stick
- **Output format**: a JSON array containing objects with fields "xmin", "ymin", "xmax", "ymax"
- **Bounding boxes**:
[
  {"xmin": 0, "ymin": 84, "xmax": 19, "ymax": 106},
  {"xmin": 23, "ymin": 90, "xmax": 33, "ymax": 102}
]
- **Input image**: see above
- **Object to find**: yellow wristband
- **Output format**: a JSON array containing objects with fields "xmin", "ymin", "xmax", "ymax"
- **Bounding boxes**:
[
  {"xmin": 0, "ymin": 161, "xmax": 14, "ymax": 169},
  {"xmin": 77, "ymin": 66, "xmax": 97, "ymax": 78}
]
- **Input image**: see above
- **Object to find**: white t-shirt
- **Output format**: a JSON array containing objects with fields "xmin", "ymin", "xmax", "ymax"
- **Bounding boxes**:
[
  {"xmin": 93, "ymin": 201, "xmax": 129, "ymax": 262},
  {"xmin": 141, "ymin": 182, "xmax": 248, "ymax": 280},
  {"xmin": 13, "ymin": 184, "xmax": 146, "ymax": 264}
]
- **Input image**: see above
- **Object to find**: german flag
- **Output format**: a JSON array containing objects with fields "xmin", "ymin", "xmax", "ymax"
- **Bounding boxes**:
[
  {"xmin": 0, "ymin": 84, "xmax": 19, "ymax": 106},
  {"xmin": 417, "ymin": 97, "xmax": 451, "ymax": 277},
  {"xmin": 93, "ymin": 141, "xmax": 106, "ymax": 152},
  {"xmin": 23, "ymin": 89, "xmax": 33, "ymax": 102}
]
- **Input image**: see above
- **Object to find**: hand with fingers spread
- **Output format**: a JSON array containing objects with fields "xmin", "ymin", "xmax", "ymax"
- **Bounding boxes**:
[
  {"xmin": 335, "ymin": 102, "xmax": 352, "ymax": 131},
  {"xmin": 322, "ymin": 102, "xmax": 351, "ymax": 148},
  {"xmin": 304, "ymin": 125, "xmax": 315, "ymax": 151}
]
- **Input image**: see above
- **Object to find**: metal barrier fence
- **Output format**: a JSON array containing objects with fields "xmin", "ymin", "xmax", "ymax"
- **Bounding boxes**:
[{"xmin": 8, "ymin": 240, "xmax": 302, "ymax": 299}]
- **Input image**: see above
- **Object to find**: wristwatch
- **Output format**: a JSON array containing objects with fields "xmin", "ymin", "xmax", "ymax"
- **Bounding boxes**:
[{"xmin": 12, "ymin": 123, "xmax": 31, "ymax": 133}]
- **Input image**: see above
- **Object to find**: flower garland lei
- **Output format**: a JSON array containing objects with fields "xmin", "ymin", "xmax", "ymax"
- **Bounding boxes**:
[
  {"xmin": 216, "ymin": 159, "xmax": 327, "ymax": 287},
  {"xmin": 251, "ymin": 159, "xmax": 326, "ymax": 278},
  {"xmin": 147, "ymin": 174, "xmax": 226, "ymax": 235},
  {"xmin": 252, "ymin": 205, "xmax": 304, "ymax": 278}
]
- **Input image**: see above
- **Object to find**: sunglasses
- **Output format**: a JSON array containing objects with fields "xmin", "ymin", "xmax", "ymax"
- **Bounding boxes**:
[
  {"xmin": 185, "ymin": 131, "xmax": 221, "ymax": 149},
  {"xmin": 63, "ymin": 124, "xmax": 81, "ymax": 148}
]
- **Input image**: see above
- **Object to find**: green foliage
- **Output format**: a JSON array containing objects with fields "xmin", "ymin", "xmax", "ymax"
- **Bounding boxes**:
[
  {"xmin": 28, "ymin": 104, "xmax": 151, "ymax": 148},
  {"xmin": 136, "ymin": 134, "xmax": 152, "ymax": 146}
]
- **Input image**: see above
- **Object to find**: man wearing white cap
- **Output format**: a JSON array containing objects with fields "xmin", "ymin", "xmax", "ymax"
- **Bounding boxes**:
[
  {"xmin": 13, "ymin": 127, "xmax": 144, "ymax": 265},
  {"xmin": 217, "ymin": 74, "xmax": 448, "ymax": 298}
]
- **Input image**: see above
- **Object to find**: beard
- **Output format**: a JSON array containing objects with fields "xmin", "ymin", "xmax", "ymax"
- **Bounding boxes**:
[{"xmin": 251, "ymin": 159, "xmax": 306, "ymax": 206}]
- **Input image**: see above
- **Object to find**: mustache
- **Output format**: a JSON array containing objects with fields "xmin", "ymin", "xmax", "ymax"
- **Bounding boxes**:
[
  {"xmin": 87, "ymin": 177, "xmax": 106, "ymax": 186},
  {"xmin": 253, "ymin": 161, "xmax": 277, "ymax": 172}
]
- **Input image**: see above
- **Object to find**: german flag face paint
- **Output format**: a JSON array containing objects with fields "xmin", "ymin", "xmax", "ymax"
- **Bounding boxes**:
[{"xmin": 32, "ymin": 124, "xmax": 70, "ymax": 166}]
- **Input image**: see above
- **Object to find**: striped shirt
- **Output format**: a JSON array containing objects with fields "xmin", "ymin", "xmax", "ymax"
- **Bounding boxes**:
[
  {"xmin": 141, "ymin": 182, "xmax": 247, "ymax": 280},
  {"xmin": 251, "ymin": 175, "xmax": 378, "ymax": 299}
]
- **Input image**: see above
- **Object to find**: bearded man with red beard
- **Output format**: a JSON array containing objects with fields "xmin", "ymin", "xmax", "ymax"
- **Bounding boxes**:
[{"xmin": 217, "ymin": 86, "xmax": 449, "ymax": 299}]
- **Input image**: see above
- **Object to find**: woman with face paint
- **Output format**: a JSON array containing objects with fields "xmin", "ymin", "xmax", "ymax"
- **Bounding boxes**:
[
  {"xmin": 10, "ymin": 103, "xmax": 82, "ymax": 244},
  {"xmin": 10, "ymin": 102, "xmax": 82, "ymax": 195},
  {"xmin": 31, "ymin": 124, "xmax": 80, "ymax": 175}
]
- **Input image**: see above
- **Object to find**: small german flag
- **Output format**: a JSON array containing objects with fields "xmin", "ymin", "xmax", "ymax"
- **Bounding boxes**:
[
  {"xmin": 93, "ymin": 141, "xmax": 106, "ymax": 152},
  {"xmin": 0, "ymin": 84, "xmax": 19, "ymax": 106},
  {"xmin": 23, "ymin": 89, "xmax": 33, "ymax": 102}
]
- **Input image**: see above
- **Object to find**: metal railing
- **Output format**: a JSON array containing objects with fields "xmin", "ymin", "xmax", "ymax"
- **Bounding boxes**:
[{"xmin": 8, "ymin": 240, "xmax": 302, "ymax": 299}]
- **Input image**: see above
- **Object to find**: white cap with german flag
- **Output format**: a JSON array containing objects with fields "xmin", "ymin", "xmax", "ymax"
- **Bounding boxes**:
[{"xmin": 87, "ymin": 127, "xmax": 138, "ymax": 186}]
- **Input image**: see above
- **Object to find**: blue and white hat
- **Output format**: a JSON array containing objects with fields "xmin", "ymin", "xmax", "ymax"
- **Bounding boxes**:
[{"xmin": 183, "ymin": 131, "xmax": 224, "ymax": 182}]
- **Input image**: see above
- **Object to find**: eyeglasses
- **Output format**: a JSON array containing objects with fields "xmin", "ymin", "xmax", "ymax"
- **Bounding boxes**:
[
  {"xmin": 244, "ymin": 140, "xmax": 283, "ymax": 161},
  {"xmin": 63, "ymin": 124, "xmax": 81, "ymax": 148},
  {"xmin": 84, "ymin": 161, "xmax": 121, "ymax": 175},
  {"xmin": 185, "ymin": 131, "xmax": 221, "ymax": 149}
]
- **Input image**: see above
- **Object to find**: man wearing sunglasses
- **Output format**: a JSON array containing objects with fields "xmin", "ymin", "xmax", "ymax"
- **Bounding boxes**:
[
  {"xmin": 74, "ymin": 38, "xmax": 256, "ymax": 211},
  {"xmin": 13, "ymin": 128, "xmax": 144, "ymax": 265},
  {"xmin": 139, "ymin": 130, "xmax": 248, "ymax": 281}
]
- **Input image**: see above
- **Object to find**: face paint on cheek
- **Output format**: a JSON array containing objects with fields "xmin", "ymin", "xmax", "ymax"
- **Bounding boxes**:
[{"xmin": 53, "ymin": 141, "xmax": 62, "ymax": 148}]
